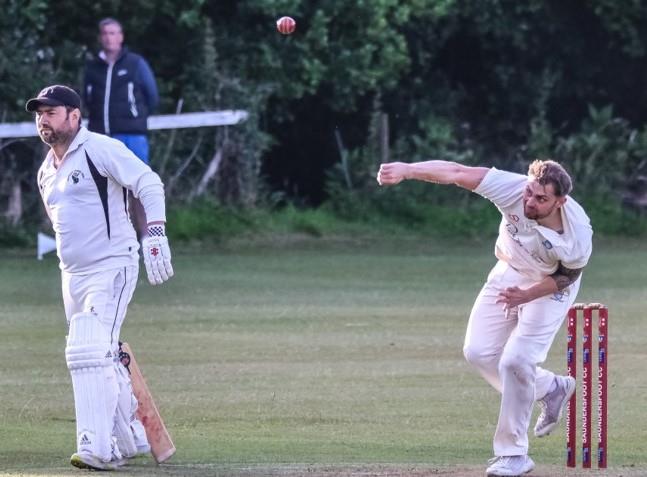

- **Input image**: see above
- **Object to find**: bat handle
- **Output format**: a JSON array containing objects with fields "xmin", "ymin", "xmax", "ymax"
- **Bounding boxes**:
[{"xmin": 118, "ymin": 342, "xmax": 132, "ymax": 371}]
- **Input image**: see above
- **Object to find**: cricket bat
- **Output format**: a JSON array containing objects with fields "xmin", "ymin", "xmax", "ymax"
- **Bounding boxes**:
[{"xmin": 119, "ymin": 342, "xmax": 176, "ymax": 463}]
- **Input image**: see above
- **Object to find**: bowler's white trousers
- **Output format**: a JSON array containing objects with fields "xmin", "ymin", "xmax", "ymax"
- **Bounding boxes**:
[{"xmin": 463, "ymin": 260, "xmax": 580, "ymax": 456}]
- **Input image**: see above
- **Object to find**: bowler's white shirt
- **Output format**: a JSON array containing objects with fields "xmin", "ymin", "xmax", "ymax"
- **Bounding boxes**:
[
  {"xmin": 37, "ymin": 127, "xmax": 165, "ymax": 274},
  {"xmin": 474, "ymin": 168, "xmax": 593, "ymax": 282}
]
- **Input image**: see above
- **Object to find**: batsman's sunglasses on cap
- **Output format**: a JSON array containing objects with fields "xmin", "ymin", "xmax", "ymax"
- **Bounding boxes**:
[{"xmin": 26, "ymin": 85, "xmax": 81, "ymax": 112}]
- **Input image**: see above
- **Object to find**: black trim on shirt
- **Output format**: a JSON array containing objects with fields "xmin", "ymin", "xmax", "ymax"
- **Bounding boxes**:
[
  {"xmin": 122, "ymin": 187, "xmax": 128, "ymax": 215},
  {"xmin": 85, "ymin": 151, "xmax": 111, "ymax": 239}
]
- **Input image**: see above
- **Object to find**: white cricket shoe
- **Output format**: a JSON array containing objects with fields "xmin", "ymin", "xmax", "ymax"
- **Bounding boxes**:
[
  {"xmin": 486, "ymin": 455, "xmax": 535, "ymax": 476},
  {"xmin": 70, "ymin": 452, "xmax": 126, "ymax": 471},
  {"xmin": 534, "ymin": 375, "xmax": 576, "ymax": 437},
  {"xmin": 70, "ymin": 437, "xmax": 126, "ymax": 470}
]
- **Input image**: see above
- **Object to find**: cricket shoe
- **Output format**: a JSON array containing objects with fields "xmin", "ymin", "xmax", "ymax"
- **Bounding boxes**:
[
  {"xmin": 534, "ymin": 375, "xmax": 576, "ymax": 437},
  {"xmin": 71, "ymin": 437, "xmax": 126, "ymax": 470},
  {"xmin": 486, "ymin": 455, "xmax": 535, "ymax": 476},
  {"xmin": 70, "ymin": 452, "xmax": 126, "ymax": 471}
]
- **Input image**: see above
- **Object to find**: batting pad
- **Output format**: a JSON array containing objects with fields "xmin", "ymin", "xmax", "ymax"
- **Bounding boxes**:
[
  {"xmin": 65, "ymin": 313, "xmax": 118, "ymax": 462},
  {"xmin": 113, "ymin": 363, "xmax": 139, "ymax": 457}
]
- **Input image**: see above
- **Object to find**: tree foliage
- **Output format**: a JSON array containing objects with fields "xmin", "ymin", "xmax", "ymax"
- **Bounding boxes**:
[{"xmin": 2, "ymin": 0, "xmax": 647, "ymax": 233}]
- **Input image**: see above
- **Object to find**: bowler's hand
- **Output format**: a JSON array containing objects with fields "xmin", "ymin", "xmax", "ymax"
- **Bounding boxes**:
[
  {"xmin": 496, "ymin": 286, "xmax": 529, "ymax": 309},
  {"xmin": 142, "ymin": 224, "xmax": 174, "ymax": 285},
  {"xmin": 377, "ymin": 162, "xmax": 409, "ymax": 186}
]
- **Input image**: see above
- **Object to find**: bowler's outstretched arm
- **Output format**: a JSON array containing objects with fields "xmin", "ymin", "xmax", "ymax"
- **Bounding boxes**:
[{"xmin": 377, "ymin": 160, "xmax": 490, "ymax": 191}]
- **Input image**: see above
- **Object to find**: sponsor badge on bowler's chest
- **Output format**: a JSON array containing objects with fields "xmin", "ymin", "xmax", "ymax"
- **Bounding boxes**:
[{"xmin": 505, "ymin": 211, "xmax": 558, "ymax": 265}]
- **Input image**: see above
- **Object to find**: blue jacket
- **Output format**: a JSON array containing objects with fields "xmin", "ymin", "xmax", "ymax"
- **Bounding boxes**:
[{"xmin": 83, "ymin": 47, "xmax": 159, "ymax": 135}]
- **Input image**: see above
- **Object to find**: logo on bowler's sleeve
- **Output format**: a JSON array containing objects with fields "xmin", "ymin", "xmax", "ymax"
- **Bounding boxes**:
[
  {"xmin": 551, "ymin": 291, "xmax": 564, "ymax": 302},
  {"xmin": 67, "ymin": 170, "xmax": 84, "ymax": 184},
  {"xmin": 508, "ymin": 214, "xmax": 520, "ymax": 222},
  {"xmin": 551, "ymin": 288, "xmax": 569, "ymax": 302},
  {"xmin": 542, "ymin": 239, "xmax": 553, "ymax": 249},
  {"xmin": 506, "ymin": 223, "xmax": 519, "ymax": 235}
]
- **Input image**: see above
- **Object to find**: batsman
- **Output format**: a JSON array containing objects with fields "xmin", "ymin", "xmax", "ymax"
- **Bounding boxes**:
[
  {"xmin": 26, "ymin": 85, "xmax": 174, "ymax": 470},
  {"xmin": 378, "ymin": 159, "xmax": 592, "ymax": 477}
]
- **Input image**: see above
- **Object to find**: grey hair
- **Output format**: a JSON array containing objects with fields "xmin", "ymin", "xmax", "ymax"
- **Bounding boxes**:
[{"xmin": 98, "ymin": 17, "xmax": 122, "ymax": 31}]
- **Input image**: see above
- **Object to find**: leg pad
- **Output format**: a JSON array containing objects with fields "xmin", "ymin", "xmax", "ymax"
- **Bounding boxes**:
[{"xmin": 65, "ymin": 313, "xmax": 118, "ymax": 462}]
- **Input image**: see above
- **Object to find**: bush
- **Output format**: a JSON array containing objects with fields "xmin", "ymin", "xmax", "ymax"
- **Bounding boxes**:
[
  {"xmin": 323, "ymin": 101, "xmax": 647, "ymax": 239},
  {"xmin": 166, "ymin": 201, "xmax": 359, "ymax": 244},
  {"xmin": 582, "ymin": 197, "xmax": 647, "ymax": 236},
  {"xmin": 0, "ymin": 219, "xmax": 33, "ymax": 247},
  {"xmin": 167, "ymin": 199, "xmax": 257, "ymax": 243}
]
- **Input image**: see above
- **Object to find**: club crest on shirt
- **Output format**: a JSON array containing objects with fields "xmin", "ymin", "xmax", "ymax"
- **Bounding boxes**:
[
  {"xmin": 67, "ymin": 170, "xmax": 84, "ymax": 184},
  {"xmin": 542, "ymin": 239, "xmax": 553, "ymax": 250}
]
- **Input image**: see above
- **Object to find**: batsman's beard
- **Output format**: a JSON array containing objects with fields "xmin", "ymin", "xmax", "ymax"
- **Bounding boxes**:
[
  {"xmin": 39, "ymin": 128, "xmax": 58, "ymax": 144},
  {"xmin": 39, "ymin": 126, "xmax": 75, "ymax": 146}
]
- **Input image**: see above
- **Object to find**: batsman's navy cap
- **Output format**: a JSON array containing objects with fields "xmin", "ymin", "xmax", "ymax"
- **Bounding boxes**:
[{"xmin": 25, "ymin": 85, "xmax": 81, "ymax": 112}]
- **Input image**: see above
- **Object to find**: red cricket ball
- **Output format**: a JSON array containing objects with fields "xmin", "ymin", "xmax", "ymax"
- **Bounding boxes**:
[{"xmin": 276, "ymin": 16, "xmax": 296, "ymax": 35}]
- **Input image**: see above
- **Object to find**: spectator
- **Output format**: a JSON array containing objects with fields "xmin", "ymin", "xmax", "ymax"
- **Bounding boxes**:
[{"xmin": 83, "ymin": 17, "xmax": 159, "ymax": 237}]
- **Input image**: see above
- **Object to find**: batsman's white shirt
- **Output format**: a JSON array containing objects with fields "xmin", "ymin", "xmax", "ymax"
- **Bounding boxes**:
[
  {"xmin": 37, "ymin": 127, "xmax": 163, "ymax": 461},
  {"xmin": 37, "ymin": 127, "xmax": 165, "ymax": 274},
  {"xmin": 474, "ymin": 167, "xmax": 592, "ymax": 281}
]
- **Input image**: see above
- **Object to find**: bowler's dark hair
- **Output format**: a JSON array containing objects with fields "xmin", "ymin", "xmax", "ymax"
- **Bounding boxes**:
[
  {"xmin": 528, "ymin": 159, "xmax": 572, "ymax": 197},
  {"xmin": 98, "ymin": 17, "xmax": 122, "ymax": 31}
]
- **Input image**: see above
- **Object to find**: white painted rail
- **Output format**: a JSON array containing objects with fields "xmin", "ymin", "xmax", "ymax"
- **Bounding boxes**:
[{"xmin": 0, "ymin": 110, "xmax": 249, "ymax": 139}]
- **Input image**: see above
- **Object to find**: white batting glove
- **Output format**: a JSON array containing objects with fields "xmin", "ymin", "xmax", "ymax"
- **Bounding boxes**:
[{"xmin": 142, "ymin": 224, "xmax": 174, "ymax": 285}]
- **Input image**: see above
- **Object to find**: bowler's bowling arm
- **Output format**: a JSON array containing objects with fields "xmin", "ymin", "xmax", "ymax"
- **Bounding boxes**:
[{"xmin": 378, "ymin": 160, "xmax": 489, "ymax": 191}]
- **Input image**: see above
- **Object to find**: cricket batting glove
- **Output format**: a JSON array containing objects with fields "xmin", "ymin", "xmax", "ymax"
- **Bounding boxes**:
[{"xmin": 142, "ymin": 224, "xmax": 174, "ymax": 285}]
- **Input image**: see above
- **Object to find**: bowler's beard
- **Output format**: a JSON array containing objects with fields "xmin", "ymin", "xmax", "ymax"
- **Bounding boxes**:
[
  {"xmin": 524, "ymin": 202, "xmax": 557, "ymax": 220},
  {"xmin": 524, "ymin": 204, "xmax": 539, "ymax": 220}
]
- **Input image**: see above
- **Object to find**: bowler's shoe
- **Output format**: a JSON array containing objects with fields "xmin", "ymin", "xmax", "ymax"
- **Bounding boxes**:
[{"xmin": 534, "ymin": 375, "xmax": 576, "ymax": 437}]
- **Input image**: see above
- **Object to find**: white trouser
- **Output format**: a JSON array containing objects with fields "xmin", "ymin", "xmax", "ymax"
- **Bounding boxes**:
[
  {"xmin": 62, "ymin": 266, "xmax": 139, "ymax": 457},
  {"xmin": 463, "ymin": 260, "xmax": 580, "ymax": 456},
  {"xmin": 62, "ymin": 266, "xmax": 138, "ymax": 352}
]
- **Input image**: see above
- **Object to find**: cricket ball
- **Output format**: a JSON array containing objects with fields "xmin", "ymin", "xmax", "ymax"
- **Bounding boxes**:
[{"xmin": 276, "ymin": 16, "xmax": 296, "ymax": 35}]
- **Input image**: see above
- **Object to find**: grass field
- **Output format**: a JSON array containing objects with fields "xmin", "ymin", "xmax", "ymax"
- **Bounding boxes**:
[{"xmin": 1, "ymin": 235, "xmax": 646, "ymax": 476}]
